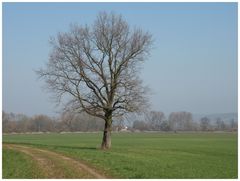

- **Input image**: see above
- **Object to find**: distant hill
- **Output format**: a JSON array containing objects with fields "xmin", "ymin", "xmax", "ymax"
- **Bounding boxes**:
[{"xmin": 193, "ymin": 113, "xmax": 237, "ymax": 122}]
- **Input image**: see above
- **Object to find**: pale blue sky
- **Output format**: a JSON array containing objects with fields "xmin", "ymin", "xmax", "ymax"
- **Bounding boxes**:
[{"xmin": 3, "ymin": 2, "xmax": 237, "ymax": 116}]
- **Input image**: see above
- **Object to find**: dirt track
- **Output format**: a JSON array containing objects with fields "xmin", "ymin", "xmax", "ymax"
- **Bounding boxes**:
[{"xmin": 3, "ymin": 144, "xmax": 108, "ymax": 179}]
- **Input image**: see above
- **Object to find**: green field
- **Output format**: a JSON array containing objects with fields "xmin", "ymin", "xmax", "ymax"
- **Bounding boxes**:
[
  {"xmin": 2, "ymin": 148, "xmax": 43, "ymax": 178},
  {"xmin": 3, "ymin": 132, "xmax": 238, "ymax": 178}
]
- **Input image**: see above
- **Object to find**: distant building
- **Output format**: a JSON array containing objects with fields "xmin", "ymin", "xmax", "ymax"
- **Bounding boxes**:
[{"xmin": 119, "ymin": 126, "xmax": 128, "ymax": 132}]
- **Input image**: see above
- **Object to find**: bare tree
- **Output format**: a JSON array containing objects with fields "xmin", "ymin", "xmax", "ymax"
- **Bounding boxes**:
[
  {"xmin": 144, "ymin": 111, "xmax": 165, "ymax": 131},
  {"xmin": 60, "ymin": 111, "xmax": 76, "ymax": 132},
  {"xmin": 30, "ymin": 115, "xmax": 54, "ymax": 132},
  {"xmin": 59, "ymin": 111, "xmax": 104, "ymax": 132},
  {"xmin": 200, "ymin": 117, "xmax": 211, "ymax": 131},
  {"xmin": 215, "ymin": 117, "xmax": 224, "ymax": 131},
  {"xmin": 2, "ymin": 111, "xmax": 9, "ymax": 133},
  {"xmin": 160, "ymin": 120, "xmax": 170, "ymax": 131},
  {"xmin": 168, "ymin": 112, "xmax": 193, "ymax": 131},
  {"xmin": 37, "ymin": 12, "xmax": 152, "ymax": 149},
  {"xmin": 230, "ymin": 118, "xmax": 237, "ymax": 131},
  {"xmin": 132, "ymin": 120, "xmax": 149, "ymax": 131}
]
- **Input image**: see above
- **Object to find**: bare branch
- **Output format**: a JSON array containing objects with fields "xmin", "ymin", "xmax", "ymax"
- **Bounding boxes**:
[{"xmin": 37, "ymin": 12, "xmax": 153, "ymax": 122}]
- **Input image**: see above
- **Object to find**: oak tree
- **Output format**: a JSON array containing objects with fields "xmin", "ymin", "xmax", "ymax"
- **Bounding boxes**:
[{"xmin": 37, "ymin": 12, "xmax": 152, "ymax": 149}]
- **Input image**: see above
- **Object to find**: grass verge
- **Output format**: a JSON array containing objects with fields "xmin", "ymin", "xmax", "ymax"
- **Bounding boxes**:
[{"xmin": 2, "ymin": 148, "xmax": 43, "ymax": 178}]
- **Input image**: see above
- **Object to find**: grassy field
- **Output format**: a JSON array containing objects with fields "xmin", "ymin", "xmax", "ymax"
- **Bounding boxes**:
[
  {"xmin": 2, "ymin": 147, "xmax": 43, "ymax": 178},
  {"xmin": 3, "ymin": 132, "xmax": 238, "ymax": 178}
]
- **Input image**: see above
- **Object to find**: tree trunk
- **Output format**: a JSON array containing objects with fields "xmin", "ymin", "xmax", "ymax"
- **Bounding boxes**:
[{"xmin": 101, "ymin": 111, "xmax": 112, "ymax": 149}]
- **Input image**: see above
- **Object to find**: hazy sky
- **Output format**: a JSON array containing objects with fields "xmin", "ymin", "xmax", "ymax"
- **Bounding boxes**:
[{"xmin": 3, "ymin": 2, "xmax": 237, "ymax": 116}]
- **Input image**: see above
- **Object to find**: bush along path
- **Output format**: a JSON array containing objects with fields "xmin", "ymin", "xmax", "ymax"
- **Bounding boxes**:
[{"xmin": 3, "ymin": 144, "xmax": 108, "ymax": 179}]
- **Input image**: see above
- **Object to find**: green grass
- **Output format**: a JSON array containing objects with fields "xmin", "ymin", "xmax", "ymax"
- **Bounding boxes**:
[
  {"xmin": 2, "ymin": 148, "xmax": 43, "ymax": 178},
  {"xmin": 3, "ymin": 132, "xmax": 238, "ymax": 178}
]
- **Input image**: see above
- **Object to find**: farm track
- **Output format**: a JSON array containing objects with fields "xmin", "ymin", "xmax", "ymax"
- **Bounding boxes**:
[{"xmin": 3, "ymin": 144, "xmax": 108, "ymax": 179}]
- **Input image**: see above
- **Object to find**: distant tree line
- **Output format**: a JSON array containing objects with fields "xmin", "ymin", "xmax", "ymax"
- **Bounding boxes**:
[
  {"xmin": 2, "ymin": 110, "xmax": 237, "ymax": 133},
  {"xmin": 2, "ymin": 111, "xmax": 104, "ymax": 133},
  {"xmin": 131, "ymin": 111, "xmax": 237, "ymax": 132}
]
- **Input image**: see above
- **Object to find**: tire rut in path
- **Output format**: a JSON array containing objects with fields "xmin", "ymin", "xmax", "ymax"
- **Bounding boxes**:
[{"xmin": 3, "ymin": 144, "xmax": 107, "ymax": 179}]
